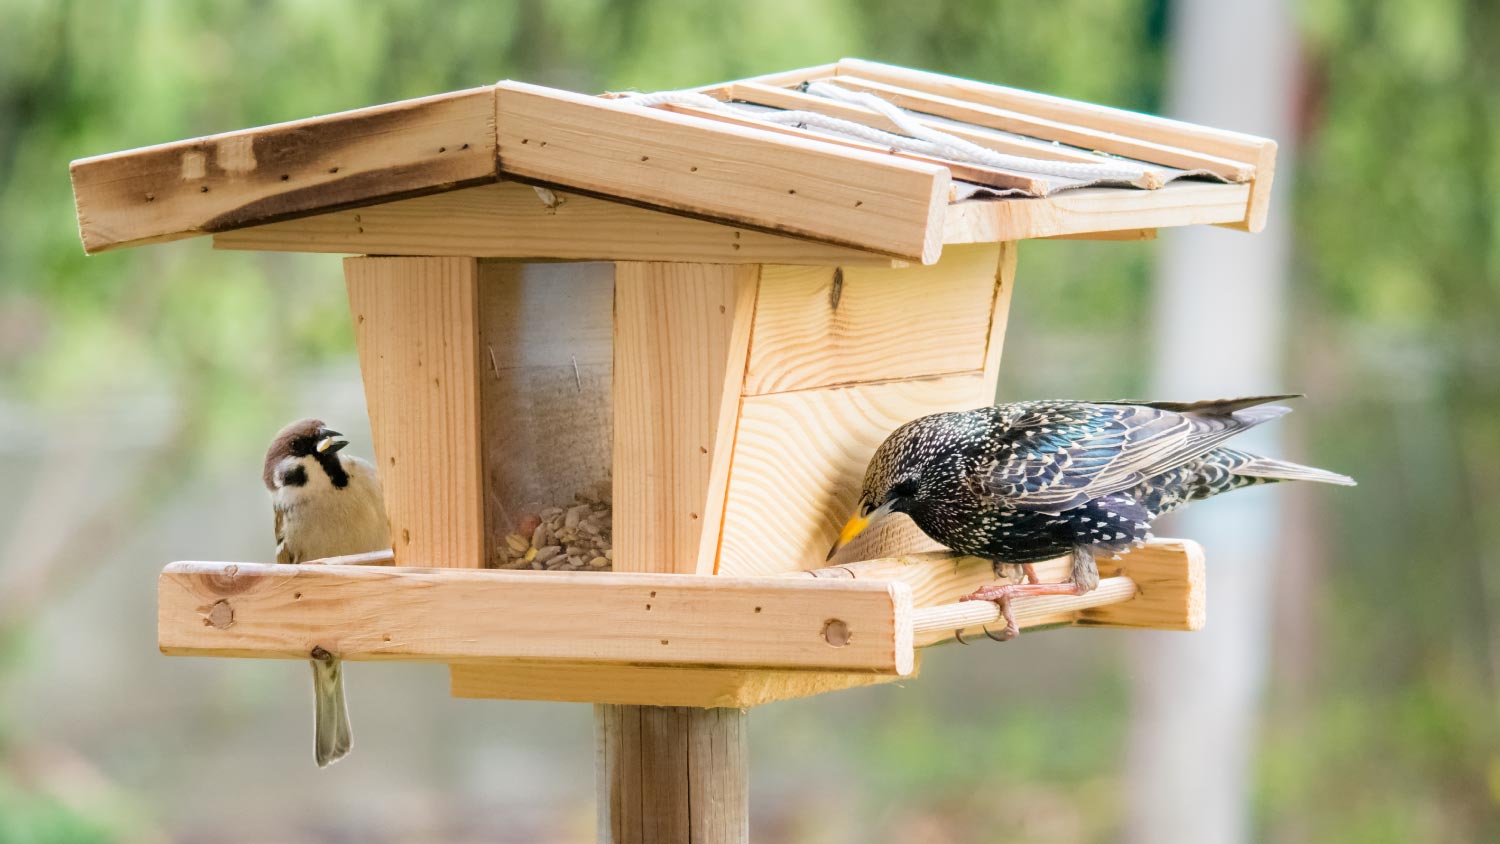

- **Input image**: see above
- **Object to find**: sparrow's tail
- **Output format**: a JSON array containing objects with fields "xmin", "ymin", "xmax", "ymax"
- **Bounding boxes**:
[{"xmin": 311, "ymin": 648, "xmax": 352, "ymax": 768}]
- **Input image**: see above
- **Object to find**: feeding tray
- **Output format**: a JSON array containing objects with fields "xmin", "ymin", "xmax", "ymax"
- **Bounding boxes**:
[{"xmin": 73, "ymin": 59, "xmax": 1267, "ymax": 708}]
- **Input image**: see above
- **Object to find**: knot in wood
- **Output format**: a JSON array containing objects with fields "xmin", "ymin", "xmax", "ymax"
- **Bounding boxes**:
[
  {"xmin": 204, "ymin": 599, "xmax": 234, "ymax": 629},
  {"xmin": 822, "ymin": 618, "xmax": 851, "ymax": 647}
]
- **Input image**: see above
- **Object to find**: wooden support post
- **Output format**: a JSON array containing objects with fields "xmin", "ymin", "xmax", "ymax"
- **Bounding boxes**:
[
  {"xmin": 596, "ymin": 705, "xmax": 748, "ymax": 844},
  {"xmin": 602, "ymin": 260, "xmax": 761, "ymax": 841}
]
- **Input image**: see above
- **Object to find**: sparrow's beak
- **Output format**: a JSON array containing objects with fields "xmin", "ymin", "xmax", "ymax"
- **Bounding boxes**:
[
  {"xmin": 826, "ymin": 500, "xmax": 894, "ymax": 561},
  {"xmin": 316, "ymin": 429, "xmax": 348, "ymax": 454}
]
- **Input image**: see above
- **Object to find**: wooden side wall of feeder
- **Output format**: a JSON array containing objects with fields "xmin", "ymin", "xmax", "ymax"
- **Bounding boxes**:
[{"xmin": 715, "ymin": 242, "xmax": 1017, "ymax": 576}]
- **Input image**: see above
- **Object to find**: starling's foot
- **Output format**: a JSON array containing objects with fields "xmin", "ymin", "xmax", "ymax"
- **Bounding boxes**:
[{"xmin": 959, "ymin": 579, "xmax": 1092, "ymax": 639}]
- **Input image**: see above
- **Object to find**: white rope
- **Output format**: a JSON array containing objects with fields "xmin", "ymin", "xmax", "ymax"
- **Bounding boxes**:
[{"xmin": 617, "ymin": 83, "xmax": 1148, "ymax": 184}]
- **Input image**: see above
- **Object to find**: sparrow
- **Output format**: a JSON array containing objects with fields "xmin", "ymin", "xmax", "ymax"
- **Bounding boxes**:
[
  {"xmin": 829, "ymin": 396, "xmax": 1354, "ymax": 639},
  {"xmin": 263, "ymin": 418, "xmax": 390, "ymax": 766}
]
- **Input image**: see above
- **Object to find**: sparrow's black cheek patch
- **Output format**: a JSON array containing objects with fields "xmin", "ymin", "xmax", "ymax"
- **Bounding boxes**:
[
  {"xmin": 316, "ymin": 453, "xmax": 350, "ymax": 489},
  {"xmin": 281, "ymin": 465, "xmax": 308, "ymax": 487}
]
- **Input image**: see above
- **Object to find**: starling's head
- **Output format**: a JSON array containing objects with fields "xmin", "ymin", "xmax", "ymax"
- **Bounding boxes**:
[{"xmin": 827, "ymin": 412, "xmax": 962, "ymax": 560}]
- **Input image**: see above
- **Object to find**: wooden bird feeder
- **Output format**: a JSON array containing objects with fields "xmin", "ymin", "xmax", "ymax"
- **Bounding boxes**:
[{"xmin": 71, "ymin": 60, "xmax": 1272, "ymax": 842}]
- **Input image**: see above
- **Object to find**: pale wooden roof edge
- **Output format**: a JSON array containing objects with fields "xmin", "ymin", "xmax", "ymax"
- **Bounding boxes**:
[{"xmin": 69, "ymin": 61, "xmax": 1276, "ymax": 261}]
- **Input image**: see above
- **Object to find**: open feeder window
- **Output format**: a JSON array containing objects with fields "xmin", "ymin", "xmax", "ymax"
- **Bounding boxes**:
[{"xmin": 71, "ymin": 59, "xmax": 1282, "ymax": 841}]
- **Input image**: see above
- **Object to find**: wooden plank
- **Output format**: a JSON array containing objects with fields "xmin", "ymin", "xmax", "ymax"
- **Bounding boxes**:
[
  {"xmin": 345, "ymin": 257, "xmax": 485, "ymax": 568},
  {"xmin": 837, "ymin": 59, "xmax": 1273, "ymax": 166},
  {"xmin": 1219, "ymin": 140, "xmax": 1279, "ymax": 233},
  {"xmin": 478, "ymin": 262, "xmax": 614, "ymax": 552},
  {"xmin": 212, "ymin": 181, "xmax": 900, "ymax": 266},
  {"xmin": 450, "ymin": 661, "xmax": 905, "ymax": 707},
  {"xmin": 944, "ymin": 181, "xmax": 1251, "ymax": 243},
  {"xmin": 828, "ymin": 76, "xmax": 1256, "ymax": 182},
  {"xmin": 745, "ymin": 244, "xmax": 1002, "ymax": 395},
  {"xmin": 717, "ymin": 373, "xmax": 995, "ymax": 577},
  {"xmin": 797, "ymin": 538, "xmax": 1205, "ymax": 646},
  {"xmin": 613, "ymin": 263, "xmax": 758, "ymax": 575},
  {"xmin": 71, "ymin": 88, "xmax": 497, "ymax": 254},
  {"xmin": 495, "ymin": 81, "xmax": 951, "ymax": 263},
  {"xmin": 657, "ymin": 101, "xmax": 1053, "ymax": 195},
  {"xmin": 158, "ymin": 562, "xmax": 916, "ymax": 674},
  {"xmin": 722, "ymin": 63, "xmax": 839, "ymax": 89},
  {"xmin": 1043, "ymin": 228, "xmax": 1158, "ymax": 241},
  {"xmin": 595, "ymin": 706, "xmax": 748, "ymax": 844},
  {"xmin": 979, "ymin": 241, "xmax": 1018, "ymax": 396},
  {"xmin": 726, "ymin": 81, "xmax": 1155, "ymax": 175}
]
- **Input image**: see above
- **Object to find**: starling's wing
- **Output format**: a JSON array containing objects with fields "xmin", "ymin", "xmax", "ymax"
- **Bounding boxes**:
[{"xmin": 983, "ymin": 398, "xmax": 1292, "ymax": 514}]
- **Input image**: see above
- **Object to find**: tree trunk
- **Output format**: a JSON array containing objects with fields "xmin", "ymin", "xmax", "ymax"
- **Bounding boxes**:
[{"xmin": 1126, "ymin": 1, "xmax": 1299, "ymax": 842}]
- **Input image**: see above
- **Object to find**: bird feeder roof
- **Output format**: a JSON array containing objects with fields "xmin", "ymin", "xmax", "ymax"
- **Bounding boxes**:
[{"xmin": 69, "ymin": 59, "xmax": 1276, "ymax": 264}]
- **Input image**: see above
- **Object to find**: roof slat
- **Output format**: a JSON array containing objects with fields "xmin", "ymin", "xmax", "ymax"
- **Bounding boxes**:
[
  {"xmin": 495, "ymin": 81, "xmax": 951, "ymax": 263},
  {"xmin": 828, "ymin": 76, "xmax": 1257, "ymax": 183},
  {"xmin": 69, "ymin": 88, "xmax": 498, "ymax": 254},
  {"xmin": 945, "ymin": 181, "xmax": 1251, "ymax": 243}
]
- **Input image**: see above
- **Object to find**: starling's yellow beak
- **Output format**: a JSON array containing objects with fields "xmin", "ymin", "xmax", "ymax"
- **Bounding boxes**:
[{"xmin": 826, "ymin": 501, "xmax": 894, "ymax": 561}]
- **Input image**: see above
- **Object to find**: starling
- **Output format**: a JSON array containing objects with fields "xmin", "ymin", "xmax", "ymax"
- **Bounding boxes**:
[{"xmin": 828, "ymin": 396, "xmax": 1354, "ymax": 639}]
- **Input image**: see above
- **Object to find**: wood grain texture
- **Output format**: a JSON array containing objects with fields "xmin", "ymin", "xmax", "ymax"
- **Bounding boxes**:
[
  {"xmin": 158, "ymin": 562, "xmax": 915, "ymax": 674},
  {"xmin": 836, "ymin": 59, "xmax": 1272, "ymax": 165},
  {"xmin": 717, "ymin": 373, "xmax": 995, "ymax": 577},
  {"xmin": 744, "ymin": 244, "xmax": 1002, "ymax": 394},
  {"xmin": 72, "ymin": 88, "xmax": 496, "ymax": 254},
  {"xmin": 450, "ymin": 661, "xmax": 906, "ymax": 707},
  {"xmin": 596, "ymin": 706, "xmax": 748, "ymax": 844},
  {"xmin": 979, "ymin": 240, "xmax": 1017, "ymax": 396},
  {"xmin": 345, "ymin": 257, "xmax": 484, "ymax": 568},
  {"xmin": 944, "ymin": 182, "xmax": 1252, "ymax": 243},
  {"xmin": 495, "ymin": 81, "xmax": 951, "ymax": 263},
  {"xmin": 478, "ymin": 261, "xmax": 614, "ymax": 547},
  {"xmin": 212, "ymin": 181, "xmax": 900, "ymax": 266},
  {"xmin": 613, "ymin": 263, "xmax": 757, "ymax": 575},
  {"xmin": 796, "ymin": 538, "xmax": 1205, "ymax": 646}
]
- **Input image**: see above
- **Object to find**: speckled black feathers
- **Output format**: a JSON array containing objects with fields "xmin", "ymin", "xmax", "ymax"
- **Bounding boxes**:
[{"xmin": 857, "ymin": 396, "xmax": 1353, "ymax": 568}]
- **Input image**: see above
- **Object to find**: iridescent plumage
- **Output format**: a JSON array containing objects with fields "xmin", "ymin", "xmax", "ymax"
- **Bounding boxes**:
[{"xmin": 838, "ymin": 396, "xmax": 1354, "ymax": 638}]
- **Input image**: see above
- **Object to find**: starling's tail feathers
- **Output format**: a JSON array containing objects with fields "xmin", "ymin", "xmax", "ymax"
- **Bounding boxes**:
[
  {"xmin": 1133, "ymin": 394, "xmax": 1302, "ymax": 415},
  {"xmin": 1229, "ymin": 453, "xmax": 1357, "ymax": 487}
]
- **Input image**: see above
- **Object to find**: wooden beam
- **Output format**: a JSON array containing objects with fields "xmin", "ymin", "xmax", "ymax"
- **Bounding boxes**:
[
  {"xmin": 1043, "ymin": 228, "xmax": 1158, "ymax": 242},
  {"xmin": 158, "ymin": 562, "xmax": 915, "ymax": 675},
  {"xmin": 596, "ymin": 705, "xmax": 748, "ymax": 844},
  {"xmin": 796, "ymin": 538, "xmax": 1205, "ymax": 646},
  {"xmin": 944, "ymin": 181, "xmax": 1251, "ymax": 243},
  {"xmin": 494, "ymin": 81, "xmax": 951, "ymax": 263},
  {"xmin": 837, "ymin": 59, "xmax": 1272, "ymax": 166},
  {"xmin": 212, "ymin": 181, "xmax": 900, "ymax": 266},
  {"xmin": 450, "ymin": 661, "xmax": 905, "ymax": 708},
  {"xmin": 827, "ymin": 75, "xmax": 1256, "ymax": 182},
  {"xmin": 70, "ymin": 88, "xmax": 497, "ymax": 254},
  {"xmin": 344, "ymin": 257, "xmax": 485, "ymax": 568},
  {"xmin": 745, "ymin": 244, "xmax": 1002, "ymax": 395},
  {"xmin": 612, "ymin": 263, "xmax": 758, "ymax": 575}
]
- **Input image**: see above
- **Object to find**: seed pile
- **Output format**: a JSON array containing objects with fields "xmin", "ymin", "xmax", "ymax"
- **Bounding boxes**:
[{"xmin": 495, "ymin": 484, "xmax": 613, "ymax": 571}]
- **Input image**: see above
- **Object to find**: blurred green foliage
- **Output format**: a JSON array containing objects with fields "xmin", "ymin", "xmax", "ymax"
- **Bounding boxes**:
[{"xmin": 1, "ymin": 0, "xmax": 1497, "ymax": 841}]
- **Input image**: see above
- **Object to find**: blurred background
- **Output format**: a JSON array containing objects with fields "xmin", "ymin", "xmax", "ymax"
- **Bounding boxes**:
[{"xmin": 2, "ymin": 0, "xmax": 1497, "ymax": 841}]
